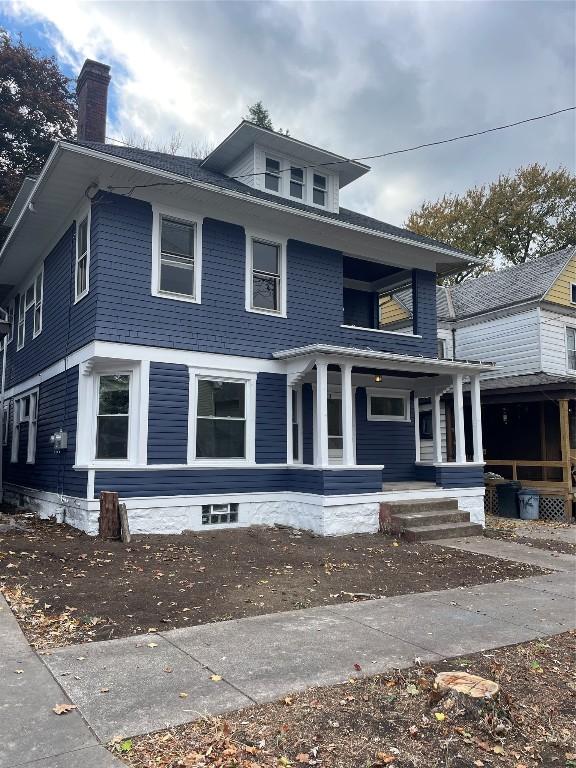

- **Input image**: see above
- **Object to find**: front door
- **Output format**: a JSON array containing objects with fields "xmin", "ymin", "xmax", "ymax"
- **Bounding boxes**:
[{"xmin": 328, "ymin": 396, "xmax": 343, "ymax": 464}]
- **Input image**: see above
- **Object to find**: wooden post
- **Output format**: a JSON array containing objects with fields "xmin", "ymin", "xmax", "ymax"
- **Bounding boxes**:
[
  {"xmin": 559, "ymin": 399, "xmax": 573, "ymax": 521},
  {"xmin": 99, "ymin": 491, "xmax": 120, "ymax": 539},
  {"xmin": 119, "ymin": 502, "xmax": 131, "ymax": 544},
  {"xmin": 540, "ymin": 402, "xmax": 547, "ymax": 482}
]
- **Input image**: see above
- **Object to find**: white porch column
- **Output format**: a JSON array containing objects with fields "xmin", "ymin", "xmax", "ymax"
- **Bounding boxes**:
[
  {"xmin": 341, "ymin": 364, "xmax": 354, "ymax": 465},
  {"xmin": 470, "ymin": 374, "xmax": 483, "ymax": 463},
  {"xmin": 453, "ymin": 373, "xmax": 466, "ymax": 463},
  {"xmin": 432, "ymin": 391, "xmax": 443, "ymax": 463},
  {"xmin": 315, "ymin": 360, "xmax": 329, "ymax": 466},
  {"xmin": 413, "ymin": 395, "xmax": 421, "ymax": 462}
]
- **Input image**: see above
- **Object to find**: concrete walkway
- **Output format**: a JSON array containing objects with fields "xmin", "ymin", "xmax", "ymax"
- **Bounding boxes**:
[
  {"xmin": 40, "ymin": 567, "xmax": 575, "ymax": 742},
  {"xmin": 0, "ymin": 593, "xmax": 121, "ymax": 768},
  {"xmin": 431, "ymin": 534, "xmax": 576, "ymax": 571}
]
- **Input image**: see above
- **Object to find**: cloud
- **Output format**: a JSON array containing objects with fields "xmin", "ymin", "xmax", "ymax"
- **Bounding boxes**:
[{"xmin": 3, "ymin": 0, "xmax": 575, "ymax": 226}]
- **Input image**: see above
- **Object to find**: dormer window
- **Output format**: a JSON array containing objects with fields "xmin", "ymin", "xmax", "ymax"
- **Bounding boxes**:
[
  {"xmin": 313, "ymin": 173, "xmax": 327, "ymax": 206},
  {"xmin": 289, "ymin": 167, "xmax": 304, "ymax": 199},
  {"xmin": 265, "ymin": 157, "xmax": 281, "ymax": 192}
]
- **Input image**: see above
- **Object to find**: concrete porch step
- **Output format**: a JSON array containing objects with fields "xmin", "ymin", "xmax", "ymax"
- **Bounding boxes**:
[
  {"xmin": 403, "ymin": 522, "xmax": 484, "ymax": 543},
  {"xmin": 387, "ymin": 498, "xmax": 460, "ymax": 515},
  {"xmin": 390, "ymin": 509, "xmax": 470, "ymax": 528}
]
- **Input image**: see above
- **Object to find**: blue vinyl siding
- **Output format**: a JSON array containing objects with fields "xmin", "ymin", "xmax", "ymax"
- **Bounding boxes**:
[
  {"xmin": 3, "ymin": 367, "xmax": 86, "ymax": 497},
  {"xmin": 147, "ymin": 362, "xmax": 189, "ymax": 464},
  {"xmin": 355, "ymin": 388, "xmax": 416, "ymax": 482},
  {"xmin": 91, "ymin": 193, "xmax": 438, "ymax": 359},
  {"xmin": 343, "ymin": 288, "xmax": 377, "ymax": 329},
  {"xmin": 94, "ymin": 467, "xmax": 383, "ymax": 498},
  {"xmin": 3, "ymin": 224, "xmax": 97, "ymax": 389},
  {"xmin": 256, "ymin": 373, "xmax": 287, "ymax": 464},
  {"xmin": 415, "ymin": 463, "xmax": 484, "ymax": 487}
]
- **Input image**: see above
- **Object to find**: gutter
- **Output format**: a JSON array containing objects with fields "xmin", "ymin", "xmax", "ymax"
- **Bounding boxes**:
[{"xmin": 50, "ymin": 142, "xmax": 479, "ymax": 266}]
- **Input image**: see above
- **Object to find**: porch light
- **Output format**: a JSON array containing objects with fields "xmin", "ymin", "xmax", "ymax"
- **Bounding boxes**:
[{"xmin": 374, "ymin": 374, "xmax": 382, "ymax": 383}]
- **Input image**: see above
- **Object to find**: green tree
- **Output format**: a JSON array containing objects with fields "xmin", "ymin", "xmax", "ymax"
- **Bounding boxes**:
[
  {"xmin": 245, "ymin": 101, "xmax": 273, "ymax": 130},
  {"xmin": 0, "ymin": 30, "xmax": 77, "ymax": 223},
  {"xmin": 406, "ymin": 164, "xmax": 576, "ymax": 282}
]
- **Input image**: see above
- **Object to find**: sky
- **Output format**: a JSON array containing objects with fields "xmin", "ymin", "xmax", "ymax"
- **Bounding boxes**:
[{"xmin": 1, "ymin": 0, "xmax": 575, "ymax": 226}]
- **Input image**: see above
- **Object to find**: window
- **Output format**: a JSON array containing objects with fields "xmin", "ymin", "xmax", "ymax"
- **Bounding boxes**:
[
  {"xmin": 202, "ymin": 503, "xmax": 239, "ymax": 525},
  {"xmin": 7, "ymin": 300, "xmax": 14, "ymax": 344},
  {"xmin": 26, "ymin": 392, "xmax": 38, "ymax": 463},
  {"xmin": 96, "ymin": 374, "xmax": 130, "ymax": 460},
  {"xmin": 419, "ymin": 410, "xmax": 433, "ymax": 440},
  {"xmin": 367, "ymin": 389, "xmax": 410, "ymax": 422},
  {"xmin": 16, "ymin": 296, "xmax": 25, "ymax": 350},
  {"xmin": 291, "ymin": 388, "xmax": 300, "ymax": 462},
  {"xmin": 289, "ymin": 166, "xmax": 304, "ymax": 199},
  {"xmin": 33, "ymin": 269, "xmax": 43, "ymax": 337},
  {"xmin": 25, "ymin": 284, "xmax": 34, "ymax": 309},
  {"xmin": 249, "ymin": 238, "xmax": 284, "ymax": 314},
  {"xmin": 437, "ymin": 338, "xmax": 447, "ymax": 359},
  {"xmin": 159, "ymin": 217, "xmax": 196, "ymax": 298},
  {"xmin": 265, "ymin": 157, "xmax": 281, "ymax": 192},
  {"xmin": 328, "ymin": 397, "xmax": 343, "ymax": 452},
  {"xmin": 11, "ymin": 400, "xmax": 20, "ymax": 462},
  {"xmin": 196, "ymin": 379, "xmax": 246, "ymax": 459},
  {"xmin": 75, "ymin": 214, "xmax": 89, "ymax": 301},
  {"xmin": 571, "ymin": 283, "xmax": 576, "ymax": 304},
  {"xmin": 567, "ymin": 327, "xmax": 576, "ymax": 371},
  {"xmin": 2, "ymin": 403, "xmax": 9, "ymax": 446},
  {"xmin": 312, "ymin": 173, "xmax": 327, "ymax": 206}
]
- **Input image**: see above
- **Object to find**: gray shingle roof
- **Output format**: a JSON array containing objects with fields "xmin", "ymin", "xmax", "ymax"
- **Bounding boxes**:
[
  {"xmin": 393, "ymin": 246, "xmax": 575, "ymax": 320},
  {"xmin": 75, "ymin": 141, "xmax": 469, "ymax": 259}
]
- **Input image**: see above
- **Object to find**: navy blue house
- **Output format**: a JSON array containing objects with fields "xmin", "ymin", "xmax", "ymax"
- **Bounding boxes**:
[{"xmin": 0, "ymin": 60, "xmax": 490, "ymax": 535}]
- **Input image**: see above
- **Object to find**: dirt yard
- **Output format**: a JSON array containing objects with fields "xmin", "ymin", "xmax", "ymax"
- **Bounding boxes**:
[
  {"xmin": 112, "ymin": 632, "xmax": 576, "ymax": 768},
  {"xmin": 485, "ymin": 515, "xmax": 576, "ymax": 556},
  {"xmin": 0, "ymin": 512, "xmax": 547, "ymax": 649}
]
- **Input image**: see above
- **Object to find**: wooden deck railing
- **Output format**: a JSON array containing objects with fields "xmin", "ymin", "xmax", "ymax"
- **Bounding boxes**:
[{"xmin": 484, "ymin": 459, "xmax": 573, "ymax": 491}]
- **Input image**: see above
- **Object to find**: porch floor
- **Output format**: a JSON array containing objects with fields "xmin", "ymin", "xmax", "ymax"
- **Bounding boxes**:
[{"xmin": 383, "ymin": 481, "xmax": 437, "ymax": 491}]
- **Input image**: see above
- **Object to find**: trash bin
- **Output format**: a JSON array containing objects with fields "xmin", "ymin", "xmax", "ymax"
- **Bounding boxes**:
[
  {"xmin": 518, "ymin": 489, "xmax": 539, "ymax": 520},
  {"xmin": 495, "ymin": 480, "xmax": 522, "ymax": 518}
]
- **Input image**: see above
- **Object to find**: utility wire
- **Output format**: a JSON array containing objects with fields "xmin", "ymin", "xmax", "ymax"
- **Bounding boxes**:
[{"xmin": 105, "ymin": 106, "xmax": 575, "ymax": 192}]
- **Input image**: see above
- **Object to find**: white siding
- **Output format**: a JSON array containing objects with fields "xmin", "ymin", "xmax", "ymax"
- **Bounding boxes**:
[
  {"xmin": 455, "ymin": 308, "xmax": 541, "ymax": 380},
  {"xmin": 438, "ymin": 327, "xmax": 454, "ymax": 359},
  {"xmin": 225, "ymin": 148, "xmax": 256, "ymax": 188},
  {"xmin": 419, "ymin": 400, "xmax": 447, "ymax": 462},
  {"xmin": 540, "ymin": 308, "xmax": 576, "ymax": 376}
]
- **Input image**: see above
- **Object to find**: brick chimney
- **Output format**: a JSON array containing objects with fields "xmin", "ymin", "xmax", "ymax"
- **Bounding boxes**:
[{"xmin": 76, "ymin": 59, "xmax": 111, "ymax": 143}]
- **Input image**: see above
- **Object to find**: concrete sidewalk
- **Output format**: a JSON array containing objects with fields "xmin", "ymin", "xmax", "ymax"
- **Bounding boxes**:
[
  {"xmin": 431, "ymin": 534, "xmax": 576, "ymax": 571},
  {"xmin": 0, "ymin": 593, "xmax": 121, "ymax": 768},
  {"xmin": 40, "ymin": 568, "xmax": 575, "ymax": 742}
]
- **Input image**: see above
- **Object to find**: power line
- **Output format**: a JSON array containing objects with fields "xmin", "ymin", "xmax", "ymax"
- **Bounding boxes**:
[{"xmin": 105, "ymin": 106, "xmax": 575, "ymax": 193}]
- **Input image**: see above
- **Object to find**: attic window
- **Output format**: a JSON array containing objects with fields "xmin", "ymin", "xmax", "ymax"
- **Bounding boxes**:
[
  {"xmin": 313, "ymin": 173, "xmax": 327, "ymax": 206},
  {"xmin": 289, "ymin": 167, "xmax": 304, "ymax": 199},
  {"xmin": 265, "ymin": 157, "xmax": 281, "ymax": 192}
]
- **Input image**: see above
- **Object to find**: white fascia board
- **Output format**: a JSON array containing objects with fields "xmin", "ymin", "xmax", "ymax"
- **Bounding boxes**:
[{"xmin": 57, "ymin": 142, "xmax": 475, "ymax": 265}]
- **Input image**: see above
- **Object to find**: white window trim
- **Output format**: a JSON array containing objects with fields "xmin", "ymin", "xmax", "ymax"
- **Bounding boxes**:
[
  {"xmin": 288, "ymin": 165, "xmax": 305, "ymax": 201},
  {"xmin": 10, "ymin": 388, "xmax": 39, "ymax": 463},
  {"xmin": 32, "ymin": 266, "xmax": 44, "ymax": 338},
  {"xmin": 366, "ymin": 387, "xmax": 411, "ymax": 422},
  {"xmin": 288, "ymin": 384, "xmax": 304, "ymax": 465},
  {"xmin": 76, "ymin": 360, "xmax": 147, "ymax": 467},
  {"xmin": 311, "ymin": 170, "xmax": 328, "ymax": 208},
  {"xmin": 26, "ymin": 391, "xmax": 38, "ymax": 464},
  {"xmin": 24, "ymin": 282, "xmax": 35, "ymax": 310},
  {"xmin": 570, "ymin": 282, "xmax": 576, "ymax": 305},
  {"xmin": 245, "ymin": 230, "xmax": 288, "ymax": 317},
  {"xmin": 16, "ymin": 295, "xmax": 25, "ymax": 351},
  {"xmin": 2, "ymin": 402, "xmax": 9, "ymax": 447},
  {"xmin": 264, "ymin": 154, "xmax": 283, "ymax": 195},
  {"xmin": 566, "ymin": 324, "xmax": 576, "ymax": 372},
  {"xmin": 7, "ymin": 299, "xmax": 14, "ymax": 344},
  {"xmin": 74, "ymin": 206, "xmax": 91, "ymax": 304},
  {"xmin": 151, "ymin": 205, "xmax": 203, "ymax": 304},
  {"xmin": 187, "ymin": 367, "xmax": 256, "ymax": 466}
]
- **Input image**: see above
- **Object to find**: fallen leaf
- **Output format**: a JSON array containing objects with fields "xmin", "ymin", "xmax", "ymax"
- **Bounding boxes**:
[
  {"xmin": 406, "ymin": 683, "xmax": 419, "ymax": 696},
  {"xmin": 100, "ymin": 687, "xmax": 110, "ymax": 693},
  {"xmin": 353, "ymin": 663, "xmax": 362, "ymax": 671},
  {"xmin": 146, "ymin": 642, "xmax": 158, "ymax": 648},
  {"xmin": 376, "ymin": 753, "xmax": 396, "ymax": 764},
  {"xmin": 52, "ymin": 703, "xmax": 76, "ymax": 715},
  {"xmin": 14, "ymin": 669, "xmax": 24, "ymax": 674},
  {"xmin": 119, "ymin": 739, "xmax": 133, "ymax": 753},
  {"xmin": 179, "ymin": 692, "xmax": 188, "ymax": 698},
  {"xmin": 493, "ymin": 745, "xmax": 505, "ymax": 755},
  {"xmin": 434, "ymin": 712, "xmax": 445, "ymax": 721},
  {"xmin": 210, "ymin": 674, "xmax": 222, "ymax": 682},
  {"xmin": 296, "ymin": 754, "xmax": 310, "ymax": 764}
]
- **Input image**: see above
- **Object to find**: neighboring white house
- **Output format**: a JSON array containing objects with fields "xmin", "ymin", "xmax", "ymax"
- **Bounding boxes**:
[{"xmin": 383, "ymin": 246, "xmax": 576, "ymax": 520}]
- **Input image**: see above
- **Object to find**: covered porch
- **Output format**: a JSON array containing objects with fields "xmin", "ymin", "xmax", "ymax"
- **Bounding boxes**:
[{"xmin": 275, "ymin": 344, "xmax": 495, "ymax": 491}]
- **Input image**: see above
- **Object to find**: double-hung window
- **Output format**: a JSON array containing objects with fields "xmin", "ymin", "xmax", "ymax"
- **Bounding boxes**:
[
  {"xmin": 312, "ymin": 173, "xmax": 327, "ymax": 206},
  {"xmin": 75, "ymin": 214, "xmax": 90, "ymax": 301},
  {"xmin": 27, "ymin": 392, "xmax": 38, "ymax": 463},
  {"xmin": 367, "ymin": 389, "xmax": 410, "ymax": 422},
  {"xmin": 16, "ymin": 296, "xmax": 25, "ymax": 350},
  {"xmin": 33, "ymin": 268, "xmax": 43, "ymax": 337},
  {"xmin": 11, "ymin": 390, "xmax": 38, "ymax": 462},
  {"xmin": 292, "ymin": 388, "xmax": 301, "ymax": 462},
  {"xmin": 196, "ymin": 378, "xmax": 247, "ymax": 459},
  {"xmin": 289, "ymin": 166, "xmax": 304, "ymax": 199},
  {"xmin": 248, "ymin": 237, "xmax": 285, "ymax": 315},
  {"xmin": 264, "ymin": 157, "xmax": 281, "ymax": 192},
  {"xmin": 159, "ymin": 216, "xmax": 196, "ymax": 299},
  {"xmin": 95, "ymin": 374, "xmax": 131, "ymax": 460},
  {"xmin": 567, "ymin": 327, "xmax": 576, "ymax": 371}
]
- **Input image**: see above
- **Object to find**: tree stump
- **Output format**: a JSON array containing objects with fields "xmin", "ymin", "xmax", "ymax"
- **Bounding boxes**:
[
  {"xmin": 119, "ymin": 502, "xmax": 131, "ymax": 544},
  {"xmin": 433, "ymin": 671, "xmax": 500, "ymax": 718},
  {"xmin": 99, "ymin": 491, "xmax": 120, "ymax": 539}
]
